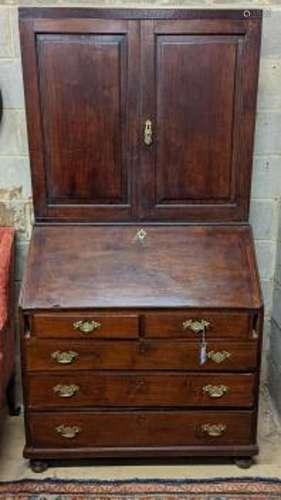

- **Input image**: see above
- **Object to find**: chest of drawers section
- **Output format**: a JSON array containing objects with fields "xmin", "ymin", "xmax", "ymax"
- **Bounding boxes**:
[{"xmin": 21, "ymin": 309, "xmax": 261, "ymax": 465}]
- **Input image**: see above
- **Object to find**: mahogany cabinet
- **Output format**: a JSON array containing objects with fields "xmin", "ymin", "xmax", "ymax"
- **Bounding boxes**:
[{"xmin": 19, "ymin": 8, "xmax": 263, "ymax": 472}]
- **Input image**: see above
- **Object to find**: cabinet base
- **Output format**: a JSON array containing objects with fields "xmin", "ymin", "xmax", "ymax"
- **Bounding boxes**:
[{"xmin": 25, "ymin": 444, "xmax": 258, "ymax": 467}]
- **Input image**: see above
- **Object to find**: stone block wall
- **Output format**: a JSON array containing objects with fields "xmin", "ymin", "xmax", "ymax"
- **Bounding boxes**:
[
  {"xmin": 269, "ymin": 206, "xmax": 281, "ymax": 413},
  {"xmin": 0, "ymin": 0, "xmax": 281, "ymax": 410}
]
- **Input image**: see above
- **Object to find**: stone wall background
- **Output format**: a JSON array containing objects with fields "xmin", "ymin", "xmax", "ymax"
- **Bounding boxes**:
[{"xmin": 0, "ymin": 0, "xmax": 281, "ymax": 411}]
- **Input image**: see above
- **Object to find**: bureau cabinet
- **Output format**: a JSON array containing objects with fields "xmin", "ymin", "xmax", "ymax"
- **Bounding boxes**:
[{"xmin": 19, "ymin": 8, "xmax": 263, "ymax": 472}]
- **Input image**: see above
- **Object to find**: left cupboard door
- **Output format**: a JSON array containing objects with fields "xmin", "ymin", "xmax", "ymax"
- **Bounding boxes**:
[{"xmin": 20, "ymin": 18, "xmax": 140, "ymax": 222}]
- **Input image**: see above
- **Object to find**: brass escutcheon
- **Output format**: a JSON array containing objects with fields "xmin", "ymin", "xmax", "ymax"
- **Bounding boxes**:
[
  {"xmin": 53, "ymin": 384, "xmax": 80, "ymax": 398},
  {"xmin": 51, "ymin": 351, "xmax": 79, "ymax": 365},
  {"xmin": 201, "ymin": 423, "xmax": 226, "ymax": 437},
  {"xmin": 73, "ymin": 320, "xmax": 101, "ymax": 334},
  {"xmin": 136, "ymin": 228, "xmax": 147, "ymax": 242},
  {"xmin": 144, "ymin": 119, "xmax": 153, "ymax": 146},
  {"xmin": 202, "ymin": 384, "xmax": 229, "ymax": 399},
  {"xmin": 55, "ymin": 425, "xmax": 81, "ymax": 439},
  {"xmin": 207, "ymin": 350, "xmax": 231, "ymax": 364}
]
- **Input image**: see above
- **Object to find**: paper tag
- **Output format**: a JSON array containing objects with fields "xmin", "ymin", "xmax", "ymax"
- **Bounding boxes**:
[{"xmin": 200, "ymin": 342, "xmax": 208, "ymax": 365}]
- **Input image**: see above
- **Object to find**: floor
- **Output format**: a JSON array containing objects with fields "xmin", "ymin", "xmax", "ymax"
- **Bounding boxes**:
[{"xmin": 0, "ymin": 386, "xmax": 281, "ymax": 482}]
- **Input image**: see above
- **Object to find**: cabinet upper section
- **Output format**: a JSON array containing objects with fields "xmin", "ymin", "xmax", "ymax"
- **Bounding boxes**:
[{"xmin": 19, "ymin": 8, "xmax": 262, "ymax": 223}]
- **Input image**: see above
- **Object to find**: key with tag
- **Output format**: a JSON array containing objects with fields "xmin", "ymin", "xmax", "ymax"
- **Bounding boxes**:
[{"xmin": 199, "ymin": 326, "xmax": 208, "ymax": 365}]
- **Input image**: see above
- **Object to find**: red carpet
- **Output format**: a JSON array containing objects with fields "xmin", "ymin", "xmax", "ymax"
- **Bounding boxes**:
[{"xmin": 0, "ymin": 477, "xmax": 281, "ymax": 498}]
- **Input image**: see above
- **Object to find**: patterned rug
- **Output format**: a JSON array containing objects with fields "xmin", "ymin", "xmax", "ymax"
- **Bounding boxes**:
[{"xmin": 0, "ymin": 477, "xmax": 281, "ymax": 499}]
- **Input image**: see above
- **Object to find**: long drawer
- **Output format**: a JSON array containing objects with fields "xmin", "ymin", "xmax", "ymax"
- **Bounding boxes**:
[
  {"xmin": 28, "ymin": 410, "xmax": 255, "ymax": 448},
  {"xmin": 27, "ymin": 372, "xmax": 255, "ymax": 408},
  {"xmin": 25, "ymin": 339, "xmax": 258, "ymax": 372}
]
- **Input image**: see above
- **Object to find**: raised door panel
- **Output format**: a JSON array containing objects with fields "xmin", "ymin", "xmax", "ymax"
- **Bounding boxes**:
[
  {"xmin": 156, "ymin": 36, "xmax": 236, "ymax": 203},
  {"xmin": 20, "ymin": 18, "xmax": 139, "ymax": 221},
  {"xmin": 38, "ymin": 34, "xmax": 127, "ymax": 205},
  {"xmin": 139, "ymin": 18, "xmax": 261, "ymax": 221}
]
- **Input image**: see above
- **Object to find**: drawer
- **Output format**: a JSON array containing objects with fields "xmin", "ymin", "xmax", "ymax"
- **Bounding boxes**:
[
  {"xmin": 31, "ymin": 313, "xmax": 139, "ymax": 339},
  {"xmin": 25, "ymin": 339, "xmax": 258, "ymax": 371},
  {"xmin": 28, "ymin": 410, "xmax": 255, "ymax": 448},
  {"xmin": 28, "ymin": 372, "xmax": 255, "ymax": 409},
  {"xmin": 144, "ymin": 312, "xmax": 253, "ymax": 339}
]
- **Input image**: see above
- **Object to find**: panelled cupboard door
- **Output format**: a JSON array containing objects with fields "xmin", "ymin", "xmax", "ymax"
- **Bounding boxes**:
[
  {"xmin": 20, "ymin": 18, "xmax": 139, "ymax": 222},
  {"xmin": 139, "ymin": 18, "xmax": 261, "ymax": 221}
]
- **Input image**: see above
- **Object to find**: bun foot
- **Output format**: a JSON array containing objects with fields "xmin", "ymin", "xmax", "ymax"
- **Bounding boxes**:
[
  {"xmin": 234, "ymin": 457, "xmax": 254, "ymax": 469},
  {"xmin": 30, "ymin": 460, "xmax": 48, "ymax": 473}
]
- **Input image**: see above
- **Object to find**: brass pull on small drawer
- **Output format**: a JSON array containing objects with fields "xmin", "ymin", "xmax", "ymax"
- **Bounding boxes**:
[
  {"xmin": 53, "ymin": 384, "xmax": 79, "ymax": 398},
  {"xmin": 144, "ymin": 119, "xmax": 152, "ymax": 146},
  {"xmin": 207, "ymin": 350, "xmax": 231, "ymax": 364},
  {"xmin": 51, "ymin": 350, "xmax": 79, "ymax": 365},
  {"xmin": 202, "ymin": 384, "xmax": 229, "ymax": 399},
  {"xmin": 55, "ymin": 425, "xmax": 81, "ymax": 439},
  {"xmin": 73, "ymin": 320, "xmax": 101, "ymax": 334},
  {"xmin": 201, "ymin": 423, "xmax": 226, "ymax": 437},
  {"xmin": 182, "ymin": 319, "xmax": 210, "ymax": 333}
]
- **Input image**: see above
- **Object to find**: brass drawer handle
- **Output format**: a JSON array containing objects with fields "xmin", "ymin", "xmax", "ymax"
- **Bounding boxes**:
[
  {"xmin": 73, "ymin": 320, "xmax": 101, "ymax": 334},
  {"xmin": 144, "ymin": 119, "xmax": 152, "ymax": 146},
  {"xmin": 201, "ymin": 423, "xmax": 226, "ymax": 437},
  {"xmin": 202, "ymin": 384, "xmax": 229, "ymax": 399},
  {"xmin": 182, "ymin": 319, "xmax": 210, "ymax": 333},
  {"xmin": 207, "ymin": 350, "xmax": 231, "ymax": 364},
  {"xmin": 55, "ymin": 425, "xmax": 81, "ymax": 439},
  {"xmin": 51, "ymin": 350, "xmax": 79, "ymax": 365},
  {"xmin": 53, "ymin": 384, "xmax": 79, "ymax": 398}
]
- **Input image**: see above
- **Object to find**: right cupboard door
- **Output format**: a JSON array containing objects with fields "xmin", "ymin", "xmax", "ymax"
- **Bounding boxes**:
[{"xmin": 139, "ymin": 18, "xmax": 261, "ymax": 221}]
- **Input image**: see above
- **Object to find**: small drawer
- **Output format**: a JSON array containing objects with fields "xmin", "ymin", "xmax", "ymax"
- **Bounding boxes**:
[
  {"xmin": 31, "ymin": 313, "xmax": 139, "ymax": 339},
  {"xmin": 28, "ymin": 372, "xmax": 255, "ymax": 409},
  {"xmin": 28, "ymin": 410, "xmax": 255, "ymax": 448},
  {"xmin": 25, "ymin": 339, "xmax": 258, "ymax": 372},
  {"xmin": 144, "ymin": 312, "xmax": 252, "ymax": 339}
]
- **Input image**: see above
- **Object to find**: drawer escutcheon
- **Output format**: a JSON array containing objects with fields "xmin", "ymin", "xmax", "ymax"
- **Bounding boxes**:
[
  {"xmin": 201, "ymin": 423, "xmax": 226, "ymax": 437},
  {"xmin": 53, "ymin": 384, "xmax": 80, "ymax": 398},
  {"xmin": 73, "ymin": 320, "xmax": 101, "ymax": 334},
  {"xmin": 51, "ymin": 351, "xmax": 79, "ymax": 365},
  {"xmin": 55, "ymin": 425, "xmax": 81, "ymax": 439},
  {"xmin": 202, "ymin": 384, "xmax": 229, "ymax": 399}
]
